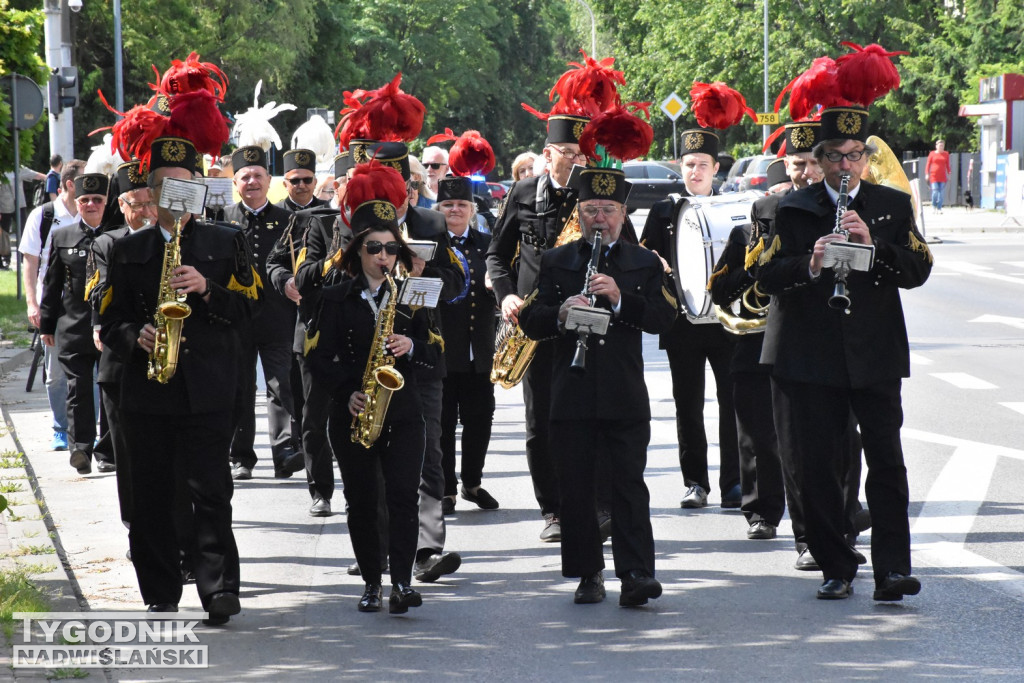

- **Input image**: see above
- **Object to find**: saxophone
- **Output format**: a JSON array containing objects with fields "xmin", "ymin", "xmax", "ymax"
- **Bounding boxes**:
[
  {"xmin": 491, "ymin": 203, "xmax": 580, "ymax": 388},
  {"xmin": 147, "ymin": 215, "xmax": 191, "ymax": 383},
  {"xmin": 351, "ymin": 268, "xmax": 406, "ymax": 448}
]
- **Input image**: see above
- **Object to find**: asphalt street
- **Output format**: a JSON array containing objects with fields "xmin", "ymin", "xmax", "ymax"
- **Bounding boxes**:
[{"xmin": 1, "ymin": 215, "xmax": 1022, "ymax": 681}]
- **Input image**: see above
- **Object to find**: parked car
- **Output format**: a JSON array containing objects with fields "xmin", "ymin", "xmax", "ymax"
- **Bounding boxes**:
[
  {"xmin": 714, "ymin": 153, "xmax": 735, "ymax": 193},
  {"xmin": 486, "ymin": 182, "xmax": 507, "ymax": 203},
  {"xmin": 720, "ymin": 155, "xmax": 756, "ymax": 193},
  {"xmin": 736, "ymin": 155, "xmax": 776, "ymax": 193},
  {"xmin": 622, "ymin": 160, "xmax": 687, "ymax": 209}
]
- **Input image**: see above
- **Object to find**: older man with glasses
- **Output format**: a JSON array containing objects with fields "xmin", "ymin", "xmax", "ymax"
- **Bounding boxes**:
[
  {"xmin": 277, "ymin": 148, "xmax": 328, "ymax": 213},
  {"xmin": 421, "ymin": 146, "xmax": 449, "ymax": 197}
]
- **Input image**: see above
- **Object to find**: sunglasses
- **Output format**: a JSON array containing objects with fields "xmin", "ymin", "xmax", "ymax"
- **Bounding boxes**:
[
  {"xmin": 77, "ymin": 196, "xmax": 105, "ymax": 205},
  {"xmin": 287, "ymin": 176, "xmax": 316, "ymax": 185},
  {"xmin": 423, "ymin": 162, "xmax": 447, "ymax": 170},
  {"xmin": 364, "ymin": 241, "xmax": 401, "ymax": 255}
]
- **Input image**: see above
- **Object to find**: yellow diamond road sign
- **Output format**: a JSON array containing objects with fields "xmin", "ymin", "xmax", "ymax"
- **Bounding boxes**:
[{"xmin": 660, "ymin": 93, "xmax": 687, "ymax": 122}]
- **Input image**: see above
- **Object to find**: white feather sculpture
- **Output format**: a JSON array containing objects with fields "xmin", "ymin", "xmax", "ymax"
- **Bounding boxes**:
[
  {"xmin": 231, "ymin": 79, "xmax": 296, "ymax": 152},
  {"xmin": 291, "ymin": 115, "xmax": 336, "ymax": 163},
  {"xmin": 85, "ymin": 134, "xmax": 125, "ymax": 175}
]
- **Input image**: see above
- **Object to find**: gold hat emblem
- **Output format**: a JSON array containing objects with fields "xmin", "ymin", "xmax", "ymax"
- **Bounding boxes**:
[
  {"xmin": 83, "ymin": 176, "xmax": 101, "ymax": 192},
  {"xmin": 243, "ymin": 148, "xmax": 260, "ymax": 163},
  {"xmin": 591, "ymin": 172, "xmax": 616, "ymax": 196},
  {"xmin": 353, "ymin": 146, "xmax": 369, "ymax": 164},
  {"xmin": 156, "ymin": 95, "xmax": 170, "ymax": 114},
  {"xmin": 127, "ymin": 164, "xmax": 147, "ymax": 184},
  {"xmin": 373, "ymin": 202, "xmax": 396, "ymax": 220},
  {"xmin": 572, "ymin": 121, "xmax": 586, "ymax": 141},
  {"xmin": 294, "ymin": 151, "xmax": 311, "ymax": 166},
  {"xmin": 162, "ymin": 140, "xmax": 187, "ymax": 163},
  {"xmin": 836, "ymin": 112, "xmax": 862, "ymax": 136},
  {"xmin": 791, "ymin": 127, "xmax": 814, "ymax": 150},
  {"xmin": 684, "ymin": 132, "xmax": 704, "ymax": 151}
]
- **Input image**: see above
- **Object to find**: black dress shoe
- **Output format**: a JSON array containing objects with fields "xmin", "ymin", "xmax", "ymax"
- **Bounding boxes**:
[
  {"xmin": 853, "ymin": 548, "xmax": 868, "ymax": 565},
  {"xmin": 347, "ymin": 562, "xmax": 361, "ymax": 577},
  {"xmin": 180, "ymin": 567, "xmax": 196, "ymax": 585},
  {"xmin": 619, "ymin": 569, "xmax": 662, "ymax": 607},
  {"xmin": 389, "ymin": 583, "xmax": 423, "ymax": 614},
  {"xmin": 747, "ymin": 520, "xmax": 777, "ymax": 540},
  {"xmin": 147, "ymin": 603, "xmax": 178, "ymax": 612},
  {"xmin": 461, "ymin": 486, "xmax": 499, "ymax": 510},
  {"xmin": 358, "ymin": 583, "xmax": 383, "ymax": 612},
  {"xmin": 573, "ymin": 572, "xmax": 605, "ymax": 604},
  {"xmin": 795, "ymin": 548, "xmax": 820, "ymax": 571},
  {"xmin": 204, "ymin": 591, "xmax": 240, "ymax": 625},
  {"xmin": 540, "ymin": 514, "xmax": 561, "ymax": 543},
  {"xmin": 854, "ymin": 508, "xmax": 872, "ymax": 533},
  {"xmin": 720, "ymin": 483, "xmax": 742, "ymax": 509},
  {"xmin": 96, "ymin": 460, "xmax": 117, "ymax": 473},
  {"xmin": 816, "ymin": 578, "xmax": 853, "ymax": 600},
  {"xmin": 309, "ymin": 496, "xmax": 331, "ymax": 517},
  {"xmin": 414, "ymin": 551, "xmax": 461, "ymax": 583},
  {"xmin": 873, "ymin": 572, "xmax": 921, "ymax": 602},
  {"xmin": 442, "ymin": 496, "xmax": 456, "ymax": 515},
  {"xmin": 69, "ymin": 450, "xmax": 91, "ymax": 475}
]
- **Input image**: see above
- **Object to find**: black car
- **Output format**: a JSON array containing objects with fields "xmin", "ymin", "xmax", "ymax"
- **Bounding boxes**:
[{"xmin": 622, "ymin": 161, "xmax": 687, "ymax": 210}]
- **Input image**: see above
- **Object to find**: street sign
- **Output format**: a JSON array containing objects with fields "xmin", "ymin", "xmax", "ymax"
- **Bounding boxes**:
[
  {"xmin": 1, "ymin": 74, "xmax": 45, "ymax": 130},
  {"xmin": 660, "ymin": 93, "xmax": 687, "ymax": 121},
  {"xmin": 755, "ymin": 112, "xmax": 780, "ymax": 125}
]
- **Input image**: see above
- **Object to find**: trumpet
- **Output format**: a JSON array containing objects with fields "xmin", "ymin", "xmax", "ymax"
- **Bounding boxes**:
[
  {"xmin": 569, "ymin": 228, "xmax": 603, "ymax": 374},
  {"xmin": 828, "ymin": 173, "xmax": 852, "ymax": 310}
]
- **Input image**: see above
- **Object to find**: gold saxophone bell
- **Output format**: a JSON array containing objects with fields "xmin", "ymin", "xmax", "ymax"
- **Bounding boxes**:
[{"xmin": 147, "ymin": 216, "xmax": 191, "ymax": 384}]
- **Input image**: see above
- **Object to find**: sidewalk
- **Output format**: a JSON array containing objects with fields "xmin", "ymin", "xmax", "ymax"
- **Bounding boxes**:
[{"xmin": 919, "ymin": 205, "xmax": 1024, "ymax": 236}]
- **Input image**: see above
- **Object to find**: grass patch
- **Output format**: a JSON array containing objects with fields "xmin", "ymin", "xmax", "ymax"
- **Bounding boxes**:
[
  {"xmin": 0, "ymin": 452, "xmax": 25, "ymax": 469},
  {"xmin": 50, "ymin": 668, "xmax": 89, "ymax": 679},
  {"xmin": 8, "ymin": 544, "xmax": 56, "ymax": 557},
  {"xmin": 0, "ymin": 269, "xmax": 32, "ymax": 348},
  {"xmin": 0, "ymin": 481, "xmax": 25, "ymax": 493},
  {"xmin": 16, "ymin": 562, "xmax": 57, "ymax": 574},
  {"xmin": 0, "ymin": 566, "xmax": 51, "ymax": 639}
]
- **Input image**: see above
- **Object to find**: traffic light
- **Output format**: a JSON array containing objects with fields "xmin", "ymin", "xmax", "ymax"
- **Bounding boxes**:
[{"xmin": 47, "ymin": 66, "xmax": 79, "ymax": 116}]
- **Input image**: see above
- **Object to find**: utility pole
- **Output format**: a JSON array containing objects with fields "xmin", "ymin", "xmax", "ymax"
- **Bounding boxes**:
[{"xmin": 43, "ymin": 0, "xmax": 75, "ymax": 160}]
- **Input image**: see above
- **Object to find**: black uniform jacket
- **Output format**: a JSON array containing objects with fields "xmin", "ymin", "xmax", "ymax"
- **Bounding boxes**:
[
  {"xmin": 306, "ymin": 274, "xmax": 439, "ymax": 421},
  {"xmin": 519, "ymin": 238, "xmax": 676, "ymax": 421},
  {"xmin": 276, "ymin": 196, "xmax": 329, "ymax": 213},
  {"xmin": 40, "ymin": 221, "xmax": 106, "ymax": 356},
  {"xmin": 486, "ymin": 173, "xmax": 580, "ymax": 304},
  {"xmin": 440, "ymin": 228, "xmax": 497, "ymax": 374},
  {"xmin": 89, "ymin": 226, "xmax": 130, "ymax": 384},
  {"xmin": 99, "ymin": 221, "xmax": 261, "ymax": 415},
  {"xmin": 639, "ymin": 188, "xmax": 726, "ymax": 351},
  {"xmin": 757, "ymin": 181, "xmax": 933, "ymax": 388},
  {"xmin": 222, "ymin": 201, "xmax": 295, "ymax": 342}
]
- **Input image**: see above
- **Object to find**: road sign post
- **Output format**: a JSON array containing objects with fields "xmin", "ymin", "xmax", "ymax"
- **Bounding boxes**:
[{"xmin": 660, "ymin": 92, "xmax": 687, "ymax": 160}]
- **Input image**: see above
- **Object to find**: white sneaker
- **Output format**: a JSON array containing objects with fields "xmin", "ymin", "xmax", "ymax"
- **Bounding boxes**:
[{"xmin": 680, "ymin": 484, "xmax": 708, "ymax": 509}]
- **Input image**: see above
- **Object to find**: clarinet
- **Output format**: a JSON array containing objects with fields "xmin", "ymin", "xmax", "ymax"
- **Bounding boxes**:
[
  {"xmin": 828, "ymin": 173, "xmax": 852, "ymax": 310},
  {"xmin": 569, "ymin": 228, "xmax": 603, "ymax": 374}
]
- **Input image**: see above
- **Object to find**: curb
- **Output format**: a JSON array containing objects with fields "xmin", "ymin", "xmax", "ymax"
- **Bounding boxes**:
[{"xmin": 0, "ymin": 349, "xmax": 33, "ymax": 380}]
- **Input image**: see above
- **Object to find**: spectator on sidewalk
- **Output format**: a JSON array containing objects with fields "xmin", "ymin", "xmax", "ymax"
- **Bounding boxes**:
[
  {"xmin": 46, "ymin": 156, "xmax": 63, "ymax": 202},
  {"xmin": 926, "ymin": 139, "xmax": 951, "ymax": 214}
]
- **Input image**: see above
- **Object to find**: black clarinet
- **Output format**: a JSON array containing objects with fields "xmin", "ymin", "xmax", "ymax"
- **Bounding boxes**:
[
  {"xmin": 569, "ymin": 229, "xmax": 603, "ymax": 374},
  {"xmin": 828, "ymin": 173, "xmax": 852, "ymax": 310}
]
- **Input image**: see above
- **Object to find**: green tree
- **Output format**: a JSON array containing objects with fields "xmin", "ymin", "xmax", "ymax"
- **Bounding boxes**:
[{"xmin": 0, "ymin": 0, "xmax": 48, "ymax": 174}]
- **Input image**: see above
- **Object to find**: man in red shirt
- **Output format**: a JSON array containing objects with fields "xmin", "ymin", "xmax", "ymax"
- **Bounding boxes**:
[{"xmin": 926, "ymin": 139, "xmax": 951, "ymax": 213}]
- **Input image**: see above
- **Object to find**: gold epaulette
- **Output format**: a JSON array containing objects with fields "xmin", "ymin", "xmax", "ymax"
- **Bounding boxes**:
[
  {"xmin": 99, "ymin": 287, "xmax": 113, "ymax": 315},
  {"xmin": 758, "ymin": 235, "xmax": 781, "ymax": 266},
  {"xmin": 745, "ymin": 238, "xmax": 765, "ymax": 271},
  {"xmin": 303, "ymin": 330, "xmax": 320, "ymax": 356},
  {"xmin": 84, "ymin": 269, "xmax": 100, "ymax": 301},
  {"xmin": 295, "ymin": 246, "xmax": 307, "ymax": 272},
  {"xmin": 228, "ymin": 266, "xmax": 262, "ymax": 300},
  {"xmin": 428, "ymin": 329, "xmax": 445, "ymax": 352},
  {"xmin": 706, "ymin": 265, "xmax": 728, "ymax": 291},
  {"xmin": 907, "ymin": 231, "xmax": 933, "ymax": 264}
]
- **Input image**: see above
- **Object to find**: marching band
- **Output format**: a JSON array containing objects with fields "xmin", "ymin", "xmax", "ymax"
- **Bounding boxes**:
[{"xmin": 35, "ymin": 42, "xmax": 934, "ymax": 619}]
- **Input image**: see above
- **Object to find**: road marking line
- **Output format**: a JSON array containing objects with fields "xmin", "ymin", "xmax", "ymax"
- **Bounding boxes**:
[
  {"xmin": 909, "ymin": 352, "xmax": 933, "ymax": 366},
  {"xmin": 902, "ymin": 428, "xmax": 1024, "ymax": 460},
  {"xmin": 1000, "ymin": 402, "xmax": 1024, "ymax": 416},
  {"xmin": 1001, "ymin": 261, "xmax": 1024, "ymax": 268},
  {"xmin": 940, "ymin": 260, "xmax": 1024, "ymax": 285},
  {"xmin": 929, "ymin": 372, "xmax": 998, "ymax": 389},
  {"xmin": 970, "ymin": 313, "xmax": 1024, "ymax": 330}
]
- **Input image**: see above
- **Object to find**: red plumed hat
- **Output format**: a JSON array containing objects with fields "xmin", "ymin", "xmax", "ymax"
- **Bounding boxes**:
[
  {"xmin": 164, "ymin": 90, "xmax": 230, "ymax": 159},
  {"xmin": 344, "ymin": 161, "xmax": 408, "ymax": 218},
  {"xmin": 835, "ymin": 42, "xmax": 908, "ymax": 107},
  {"xmin": 105, "ymin": 103, "xmax": 169, "ymax": 170},
  {"xmin": 426, "ymin": 129, "xmax": 495, "ymax": 176},
  {"xmin": 157, "ymin": 52, "xmax": 228, "ymax": 102},
  {"xmin": 774, "ymin": 56, "xmax": 848, "ymax": 121},
  {"xmin": 690, "ymin": 81, "xmax": 756, "ymax": 130},
  {"xmin": 578, "ymin": 103, "xmax": 653, "ymax": 163},
  {"xmin": 550, "ymin": 50, "xmax": 626, "ymax": 116},
  {"xmin": 335, "ymin": 73, "xmax": 425, "ymax": 148}
]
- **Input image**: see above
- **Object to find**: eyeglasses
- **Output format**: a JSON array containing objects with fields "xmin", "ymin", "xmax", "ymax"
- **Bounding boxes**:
[
  {"xmin": 423, "ymin": 162, "xmax": 447, "ymax": 170},
  {"xmin": 580, "ymin": 205, "xmax": 620, "ymax": 218},
  {"xmin": 76, "ymin": 196, "xmax": 105, "ymax": 205},
  {"xmin": 287, "ymin": 176, "xmax": 316, "ymax": 185},
  {"xmin": 822, "ymin": 150, "xmax": 866, "ymax": 163},
  {"xmin": 364, "ymin": 241, "xmax": 401, "ymax": 255},
  {"xmin": 124, "ymin": 201, "xmax": 155, "ymax": 210},
  {"xmin": 549, "ymin": 145, "xmax": 587, "ymax": 162},
  {"xmin": 406, "ymin": 181, "xmax": 421, "ymax": 193}
]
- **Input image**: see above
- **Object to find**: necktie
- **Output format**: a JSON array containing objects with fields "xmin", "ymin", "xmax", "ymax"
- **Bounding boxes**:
[{"xmin": 452, "ymin": 235, "xmax": 466, "ymax": 247}]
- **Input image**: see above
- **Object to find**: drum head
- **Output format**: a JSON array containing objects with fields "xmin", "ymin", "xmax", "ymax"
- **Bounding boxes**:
[{"xmin": 674, "ymin": 193, "xmax": 760, "ymax": 322}]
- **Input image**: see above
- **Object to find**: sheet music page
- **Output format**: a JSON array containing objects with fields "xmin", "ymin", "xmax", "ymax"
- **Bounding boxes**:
[
  {"xmin": 399, "ymin": 277, "xmax": 443, "ymax": 309},
  {"xmin": 158, "ymin": 178, "xmax": 209, "ymax": 214}
]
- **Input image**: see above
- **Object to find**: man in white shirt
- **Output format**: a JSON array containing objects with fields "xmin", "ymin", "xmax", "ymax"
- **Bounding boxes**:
[{"xmin": 17, "ymin": 159, "xmax": 85, "ymax": 450}]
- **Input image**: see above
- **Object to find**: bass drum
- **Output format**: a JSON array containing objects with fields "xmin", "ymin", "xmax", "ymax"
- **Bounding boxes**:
[{"xmin": 673, "ymin": 192, "xmax": 761, "ymax": 323}]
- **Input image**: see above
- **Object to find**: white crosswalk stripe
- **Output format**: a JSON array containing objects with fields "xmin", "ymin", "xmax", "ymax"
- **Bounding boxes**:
[{"xmin": 929, "ymin": 372, "xmax": 998, "ymax": 389}]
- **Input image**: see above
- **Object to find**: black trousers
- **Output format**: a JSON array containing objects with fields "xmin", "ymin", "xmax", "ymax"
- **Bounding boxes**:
[
  {"xmin": 290, "ymin": 352, "xmax": 304, "ymax": 453},
  {"xmin": 666, "ymin": 329, "xmax": 739, "ymax": 495},
  {"xmin": 734, "ymin": 371, "xmax": 785, "ymax": 526},
  {"xmin": 771, "ymin": 378, "xmax": 863, "ymax": 550},
  {"xmin": 230, "ymin": 338, "xmax": 296, "ymax": 468},
  {"xmin": 522, "ymin": 342, "xmax": 559, "ymax": 517},
  {"xmin": 441, "ymin": 370, "xmax": 495, "ymax": 495},
  {"xmin": 330, "ymin": 407, "xmax": 423, "ymax": 586},
  {"xmin": 772, "ymin": 377, "xmax": 910, "ymax": 585},
  {"xmin": 123, "ymin": 410, "xmax": 239, "ymax": 608},
  {"xmin": 58, "ymin": 349, "xmax": 114, "ymax": 463},
  {"xmin": 416, "ymin": 378, "xmax": 446, "ymax": 557},
  {"xmin": 552, "ymin": 419, "xmax": 655, "ymax": 579},
  {"xmin": 100, "ymin": 382, "xmax": 132, "ymax": 526},
  {"xmin": 299, "ymin": 353, "xmax": 336, "ymax": 501}
]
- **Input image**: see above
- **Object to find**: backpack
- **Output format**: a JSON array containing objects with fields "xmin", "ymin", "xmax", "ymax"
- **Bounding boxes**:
[
  {"xmin": 31, "ymin": 180, "xmax": 47, "ymax": 208},
  {"xmin": 38, "ymin": 202, "xmax": 56, "ymax": 249}
]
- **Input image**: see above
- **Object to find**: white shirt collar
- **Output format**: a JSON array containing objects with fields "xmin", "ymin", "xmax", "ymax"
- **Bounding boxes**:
[{"xmin": 824, "ymin": 179, "xmax": 861, "ymax": 206}]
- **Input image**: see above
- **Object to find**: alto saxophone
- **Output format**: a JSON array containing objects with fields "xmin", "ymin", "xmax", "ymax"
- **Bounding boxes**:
[
  {"xmin": 147, "ymin": 215, "xmax": 191, "ymax": 383},
  {"xmin": 491, "ymin": 203, "xmax": 580, "ymax": 388},
  {"xmin": 351, "ymin": 267, "xmax": 406, "ymax": 448}
]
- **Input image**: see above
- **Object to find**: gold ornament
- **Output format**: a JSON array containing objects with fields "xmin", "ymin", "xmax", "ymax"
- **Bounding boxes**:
[
  {"xmin": 163, "ymin": 140, "xmax": 187, "ymax": 163},
  {"xmin": 572, "ymin": 121, "xmax": 586, "ymax": 141},
  {"xmin": 243, "ymin": 148, "xmax": 260, "ymax": 163},
  {"xmin": 294, "ymin": 151, "xmax": 311, "ymax": 166},
  {"xmin": 591, "ymin": 173, "xmax": 615, "ymax": 196},
  {"xmin": 791, "ymin": 127, "xmax": 814, "ymax": 150},
  {"xmin": 684, "ymin": 132, "xmax": 704, "ymax": 151},
  {"xmin": 837, "ymin": 112, "xmax": 862, "ymax": 136},
  {"xmin": 373, "ymin": 202, "xmax": 396, "ymax": 220},
  {"xmin": 82, "ymin": 176, "xmax": 100, "ymax": 192}
]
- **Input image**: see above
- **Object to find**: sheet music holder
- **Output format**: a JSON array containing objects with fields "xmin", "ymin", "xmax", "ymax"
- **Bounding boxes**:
[
  {"xmin": 158, "ymin": 178, "xmax": 208, "ymax": 216},
  {"xmin": 406, "ymin": 240, "xmax": 437, "ymax": 261},
  {"xmin": 565, "ymin": 305, "xmax": 611, "ymax": 336},
  {"xmin": 203, "ymin": 177, "xmax": 234, "ymax": 210},
  {"xmin": 823, "ymin": 241, "xmax": 875, "ymax": 273},
  {"xmin": 399, "ymin": 277, "xmax": 443, "ymax": 310}
]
